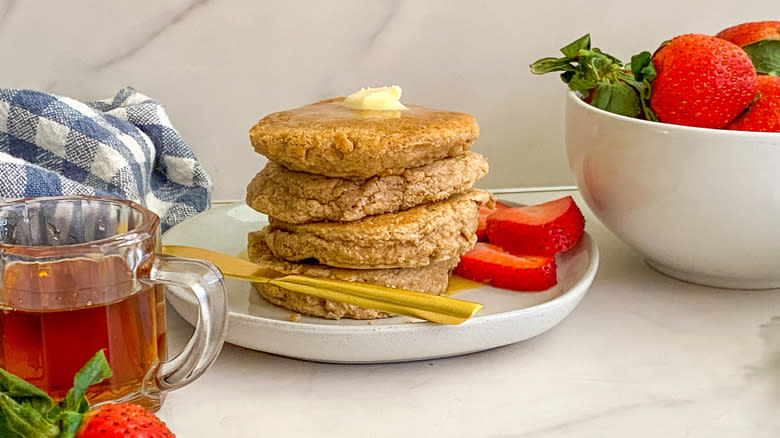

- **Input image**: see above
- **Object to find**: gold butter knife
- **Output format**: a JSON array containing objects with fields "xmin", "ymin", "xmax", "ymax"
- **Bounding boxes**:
[{"xmin": 162, "ymin": 245, "xmax": 483, "ymax": 325}]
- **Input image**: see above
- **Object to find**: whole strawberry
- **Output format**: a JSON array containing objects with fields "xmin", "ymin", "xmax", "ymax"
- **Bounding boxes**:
[
  {"xmin": 650, "ymin": 34, "xmax": 758, "ymax": 128},
  {"xmin": 716, "ymin": 21, "xmax": 780, "ymax": 47},
  {"xmin": 77, "ymin": 403, "xmax": 174, "ymax": 438},
  {"xmin": 716, "ymin": 21, "xmax": 780, "ymax": 76},
  {"xmin": 728, "ymin": 75, "xmax": 780, "ymax": 132}
]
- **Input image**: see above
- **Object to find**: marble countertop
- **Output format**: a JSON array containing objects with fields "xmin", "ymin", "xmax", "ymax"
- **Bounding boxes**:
[{"xmin": 158, "ymin": 189, "xmax": 780, "ymax": 437}]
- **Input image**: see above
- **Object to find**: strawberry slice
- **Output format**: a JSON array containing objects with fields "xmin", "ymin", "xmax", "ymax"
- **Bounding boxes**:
[
  {"xmin": 486, "ymin": 196, "xmax": 584, "ymax": 256},
  {"xmin": 476, "ymin": 201, "xmax": 511, "ymax": 241},
  {"xmin": 455, "ymin": 243, "xmax": 557, "ymax": 291}
]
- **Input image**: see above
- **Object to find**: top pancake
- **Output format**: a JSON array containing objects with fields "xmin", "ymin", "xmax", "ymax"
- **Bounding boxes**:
[{"xmin": 249, "ymin": 97, "xmax": 479, "ymax": 178}]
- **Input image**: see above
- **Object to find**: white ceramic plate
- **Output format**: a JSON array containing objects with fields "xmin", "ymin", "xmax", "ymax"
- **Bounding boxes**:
[{"xmin": 163, "ymin": 203, "xmax": 599, "ymax": 363}]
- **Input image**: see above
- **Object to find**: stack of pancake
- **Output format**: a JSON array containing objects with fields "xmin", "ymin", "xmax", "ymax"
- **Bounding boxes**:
[{"xmin": 245, "ymin": 96, "xmax": 493, "ymax": 320}]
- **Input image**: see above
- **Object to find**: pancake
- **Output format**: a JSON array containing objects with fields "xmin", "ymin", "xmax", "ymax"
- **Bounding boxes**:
[
  {"xmin": 248, "ymin": 97, "xmax": 479, "ymax": 178},
  {"xmin": 247, "ymin": 230, "xmax": 458, "ymax": 319},
  {"xmin": 246, "ymin": 152, "xmax": 489, "ymax": 224},
  {"xmin": 262, "ymin": 189, "xmax": 493, "ymax": 269}
]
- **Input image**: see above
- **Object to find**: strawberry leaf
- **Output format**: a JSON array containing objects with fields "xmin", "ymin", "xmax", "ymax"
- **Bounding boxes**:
[
  {"xmin": 0, "ymin": 417, "xmax": 17, "ymax": 437},
  {"xmin": 742, "ymin": 39, "xmax": 780, "ymax": 76},
  {"xmin": 589, "ymin": 82, "xmax": 641, "ymax": 117},
  {"xmin": 591, "ymin": 47, "xmax": 623, "ymax": 65},
  {"xmin": 0, "ymin": 351, "xmax": 114, "ymax": 438},
  {"xmin": 528, "ymin": 57, "xmax": 578, "ymax": 75},
  {"xmin": 59, "ymin": 350, "xmax": 112, "ymax": 414},
  {"xmin": 0, "ymin": 368, "xmax": 52, "ymax": 413},
  {"xmin": 54, "ymin": 411, "xmax": 83, "ymax": 438},
  {"xmin": 625, "ymin": 52, "xmax": 659, "ymax": 121},
  {"xmin": 531, "ymin": 35, "xmax": 659, "ymax": 120},
  {"xmin": 0, "ymin": 394, "xmax": 59, "ymax": 438},
  {"xmin": 0, "ymin": 368, "xmax": 55, "ymax": 435},
  {"xmin": 629, "ymin": 51, "xmax": 656, "ymax": 82},
  {"xmin": 561, "ymin": 34, "xmax": 591, "ymax": 57},
  {"xmin": 567, "ymin": 75, "xmax": 598, "ymax": 94},
  {"xmin": 530, "ymin": 37, "xmax": 625, "ymax": 94}
]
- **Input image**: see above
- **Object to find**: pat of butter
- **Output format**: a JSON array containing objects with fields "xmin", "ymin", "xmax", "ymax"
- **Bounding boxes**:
[{"xmin": 343, "ymin": 86, "xmax": 407, "ymax": 110}]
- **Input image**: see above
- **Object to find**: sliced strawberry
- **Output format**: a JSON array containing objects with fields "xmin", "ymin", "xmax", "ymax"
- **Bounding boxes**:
[
  {"xmin": 455, "ymin": 243, "xmax": 557, "ymax": 291},
  {"xmin": 476, "ymin": 206, "xmax": 493, "ymax": 241},
  {"xmin": 476, "ymin": 201, "xmax": 511, "ymax": 241},
  {"xmin": 486, "ymin": 196, "xmax": 584, "ymax": 256}
]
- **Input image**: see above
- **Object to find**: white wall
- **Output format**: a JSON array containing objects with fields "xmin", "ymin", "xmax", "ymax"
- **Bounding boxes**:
[{"xmin": 0, "ymin": 0, "xmax": 773, "ymax": 200}]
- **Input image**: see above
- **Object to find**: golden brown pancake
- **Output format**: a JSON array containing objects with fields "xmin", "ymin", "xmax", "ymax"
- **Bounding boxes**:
[
  {"xmin": 262, "ymin": 189, "xmax": 493, "ymax": 269},
  {"xmin": 248, "ymin": 231, "xmax": 458, "ymax": 320},
  {"xmin": 248, "ymin": 98, "xmax": 479, "ymax": 178},
  {"xmin": 246, "ymin": 152, "xmax": 489, "ymax": 224}
]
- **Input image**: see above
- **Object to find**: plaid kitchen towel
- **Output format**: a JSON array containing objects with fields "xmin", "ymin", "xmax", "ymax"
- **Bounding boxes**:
[{"xmin": 0, "ymin": 87, "xmax": 211, "ymax": 232}]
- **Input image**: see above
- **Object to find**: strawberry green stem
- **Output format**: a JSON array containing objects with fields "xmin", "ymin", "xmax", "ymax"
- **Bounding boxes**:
[{"xmin": 530, "ymin": 34, "xmax": 658, "ymax": 120}]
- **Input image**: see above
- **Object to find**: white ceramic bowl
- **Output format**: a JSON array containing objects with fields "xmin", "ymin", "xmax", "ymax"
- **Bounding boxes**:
[{"xmin": 565, "ymin": 91, "xmax": 780, "ymax": 289}]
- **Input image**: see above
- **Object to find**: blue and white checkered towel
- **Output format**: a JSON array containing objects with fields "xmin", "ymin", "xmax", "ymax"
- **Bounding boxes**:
[{"xmin": 0, "ymin": 87, "xmax": 211, "ymax": 232}]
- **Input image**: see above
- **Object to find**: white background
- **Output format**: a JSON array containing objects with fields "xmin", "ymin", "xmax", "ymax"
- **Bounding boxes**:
[{"xmin": 0, "ymin": 0, "xmax": 774, "ymax": 200}]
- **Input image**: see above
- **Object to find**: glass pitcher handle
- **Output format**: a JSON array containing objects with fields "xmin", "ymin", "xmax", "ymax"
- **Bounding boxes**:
[{"xmin": 147, "ymin": 254, "xmax": 227, "ymax": 391}]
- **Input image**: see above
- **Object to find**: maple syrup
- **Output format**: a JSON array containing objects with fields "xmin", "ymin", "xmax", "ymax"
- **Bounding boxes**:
[{"xmin": 0, "ymin": 256, "xmax": 167, "ymax": 404}]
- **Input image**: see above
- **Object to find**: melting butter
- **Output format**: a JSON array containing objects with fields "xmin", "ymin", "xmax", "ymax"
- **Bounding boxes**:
[{"xmin": 343, "ymin": 86, "xmax": 407, "ymax": 110}]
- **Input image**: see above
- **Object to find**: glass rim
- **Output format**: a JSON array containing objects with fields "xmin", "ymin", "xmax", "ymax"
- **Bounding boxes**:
[{"xmin": 0, "ymin": 195, "xmax": 159, "ymax": 256}]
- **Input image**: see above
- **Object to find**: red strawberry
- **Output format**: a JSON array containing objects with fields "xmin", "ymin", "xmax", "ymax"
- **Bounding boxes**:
[
  {"xmin": 728, "ymin": 75, "xmax": 780, "ymax": 132},
  {"xmin": 77, "ymin": 403, "xmax": 175, "ymax": 437},
  {"xmin": 650, "ymin": 34, "xmax": 758, "ymax": 128},
  {"xmin": 476, "ymin": 201, "xmax": 510, "ymax": 241},
  {"xmin": 716, "ymin": 21, "xmax": 780, "ymax": 76},
  {"xmin": 716, "ymin": 21, "xmax": 780, "ymax": 47},
  {"xmin": 455, "ymin": 243, "xmax": 557, "ymax": 291},
  {"xmin": 485, "ymin": 196, "xmax": 585, "ymax": 256}
]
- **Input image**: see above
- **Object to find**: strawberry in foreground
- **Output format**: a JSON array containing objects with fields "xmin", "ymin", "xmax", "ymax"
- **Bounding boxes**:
[
  {"xmin": 455, "ymin": 243, "xmax": 557, "ymax": 292},
  {"xmin": 716, "ymin": 21, "xmax": 780, "ymax": 76},
  {"xmin": 486, "ymin": 196, "xmax": 585, "ymax": 257},
  {"xmin": 78, "ymin": 403, "xmax": 173, "ymax": 438},
  {"xmin": 650, "ymin": 33, "xmax": 758, "ymax": 128},
  {"xmin": 728, "ymin": 74, "xmax": 780, "ymax": 132},
  {"xmin": 0, "ymin": 351, "xmax": 174, "ymax": 438},
  {"xmin": 477, "ymin": 201, "xmax": 510, "ymax": 241}
]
